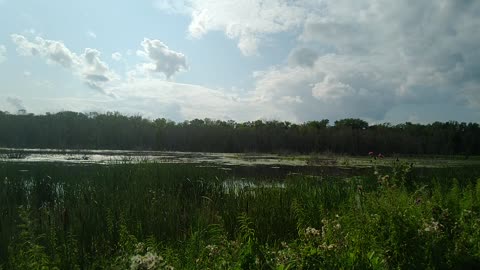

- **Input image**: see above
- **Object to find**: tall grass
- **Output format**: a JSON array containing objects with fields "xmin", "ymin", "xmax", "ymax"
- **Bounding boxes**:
[{"xmin": 0, "ymin": 161, "xmax": 479, "ymax": 269}]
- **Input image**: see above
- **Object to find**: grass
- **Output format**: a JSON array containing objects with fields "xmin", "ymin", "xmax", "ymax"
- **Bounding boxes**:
[{"xmin": 0, "ymin": 160, "xmax": 479, "ymax": 269}]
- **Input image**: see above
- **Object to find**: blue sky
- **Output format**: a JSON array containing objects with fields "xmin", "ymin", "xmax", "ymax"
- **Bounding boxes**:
[{"xmin": 1, "ymin": 0, "xmax": 479, "ymax": 123}]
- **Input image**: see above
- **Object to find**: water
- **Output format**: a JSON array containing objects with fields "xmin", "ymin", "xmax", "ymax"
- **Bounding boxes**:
[
  {"xmin": 2, "ymin": 148, "xmax": 479, "ymax": 197},
  {"xmin": 0, "ymin": 148, "xmax": 307, "ymax": 166},
  {"xmin": 1, "ymin": 148, "xmax": 479, "ymax": 169}
]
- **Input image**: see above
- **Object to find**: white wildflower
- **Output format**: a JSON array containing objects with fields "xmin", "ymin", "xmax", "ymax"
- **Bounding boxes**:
[
  {"xmin": 205, "ymin": 244, "xmax": 219, "ymax": 257},
  {"xmin": 130, "ymin": 251, "xmax": 165, "ymax": 270},
  {"xmin": 305, "ymin": 227, "xmax": 320, "ymax": 237},
  {"xmin": 135, "ymin": 242, "xmax": 145, "ymax": 253},
  {"xmin": 423, "ymin": 218, "xmax": 442, "ymax": 233},
  {"xmin": 327, "ymin": 244, "xmax": 336, "ymax": 250}
]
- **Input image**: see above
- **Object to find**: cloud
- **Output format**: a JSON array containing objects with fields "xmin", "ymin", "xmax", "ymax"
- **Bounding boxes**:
[
  {"xmin": 11, "ymin": 34, "xmax": 117, "ymax": 93},
  {"xmin": 9, "ymin": 34, "xmax": 249, "ymax": 120},
  {"xmin": 152, "ymin": 0, "xmax": 480, "ymax": 121},
  {"xmin": 113, "ymin": 79, "xmax": 245, "ymax": 120},
  {"xmin": 156, "ymin": 0, "xmax": 310, "ymax": 56},
  {"xmin": 154, "ymin": 0, "xmax": 191, "ymax": 14},
  {"xmin": 9, "ymin": 34, "xmax": 201, "ymax": 118},
  {"xmin": 86, "ymin": 31, "xmax": 97, "ymax": 39},
  {"xmin": 0, "ymin": 45, "xmax": 6, "ymax": 63},
  {"xmin": 278, "ymin": 95, "xmax": 303, "ymax": 105},
  {"xmin": 11, "ymin": 34, "xmax": 78, "ymax": 68},
  {"xmin": 244, "ymin": 0, "xmax": 480, "ymax": 121},
  {"xmin": 288, "ymin": 48, "xmax": 318, "ymax": 68},
  {"xmin": 81, "ymin": 48, "xmax": 118, "ymax": 91},
  {"xmin": 312, "ymin": 75, "xmax": 355, "ymax": 102},
  {"xmin": 6, "ymin": 97, "xmax": 25, "ymax": 111},
  {"xmin": 112, "ymin": 52, "xmax": 122, "ymax": 61},
  {"xmin": 136, "ymin": 38, "xmax": 188, "ymax": 79},
  {"xmin": 250, "ymin": 52, "xmax": 415, "ymax": 121},
  {"xmin": 9, "ymin": 0, "xmax": 480, "ymax": 123},
  {"xmin": 21, "ymin": 78, "xmax": 273, "ymax": 122}
]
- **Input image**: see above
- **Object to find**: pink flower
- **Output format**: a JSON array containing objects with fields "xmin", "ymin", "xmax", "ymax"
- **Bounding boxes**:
[
  {"xmin": 378, "ymin": 153, "xmax": 384, "ymax": 158},
  {"xmin": 368, "ymin": 151, "xmax": 374, "ymax": 156}
]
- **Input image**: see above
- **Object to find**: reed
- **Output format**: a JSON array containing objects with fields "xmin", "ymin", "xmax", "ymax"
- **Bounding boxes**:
[{"xmin": 0, "ymin": 161, "xmax": 479, "ymax": 269}]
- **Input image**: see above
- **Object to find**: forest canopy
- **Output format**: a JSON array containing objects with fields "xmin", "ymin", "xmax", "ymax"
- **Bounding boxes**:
[{"xmin": 0, "ymin": 111, "xmax": 479, "ymax": 155}]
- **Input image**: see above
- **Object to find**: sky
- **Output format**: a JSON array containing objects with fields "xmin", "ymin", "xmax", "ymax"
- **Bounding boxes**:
[{"xmin": 0, "ymin": 0, "xmax": 479, "ymax": 124}]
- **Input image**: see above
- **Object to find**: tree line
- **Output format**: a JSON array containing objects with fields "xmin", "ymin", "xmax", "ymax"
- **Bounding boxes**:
[{"xmin": 0, "ymin": 111, "xmax": 479, "ymax": 155}]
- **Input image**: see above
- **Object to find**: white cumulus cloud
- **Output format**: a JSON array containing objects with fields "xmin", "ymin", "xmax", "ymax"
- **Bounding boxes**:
[
  {"xmin": 81, "ymin": 48, "xmax": 118, "ymax": 91},
  {"xmin": 312, "ymin": 75, "xmax": 356, "ymax": 103},
  {"xmin": 136, "ymin": 38, "xmax": 188, "ymax": 79},
  {"xmin": 11, "ymin": 34, "xmax": 118, "ymax": 93},
  {"xmin": 156, "ymin": 0, "xmax": 310, "ymax": 56}
]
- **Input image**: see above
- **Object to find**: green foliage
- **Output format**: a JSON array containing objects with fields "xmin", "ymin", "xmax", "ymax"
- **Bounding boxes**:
[
  {"xmin": 334, "ymin": 118, "xmax": 369, "ymax": 129},
  {"xmin": 0, "ymin": 162, "xmax": 479, "ymax": 268},
  {"xmin": 8, "ymin": 206, "xmax": 58, "ymax": 270},
  {"xmin": 1, "ymin": 111, "xmax": 480, "ymax": 154},
  {"xmin": 237, "ymin": 213, "xmax": 264, "ymax": 269}
]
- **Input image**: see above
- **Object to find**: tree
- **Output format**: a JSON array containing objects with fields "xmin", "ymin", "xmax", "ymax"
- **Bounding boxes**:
[
  {"xmin": 334, "ymin": 118, "xmax": 368, "ymax": 129},
  {"xmin": 0, "ymin": 111, "xmax": 478, "ymax": 155}
]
